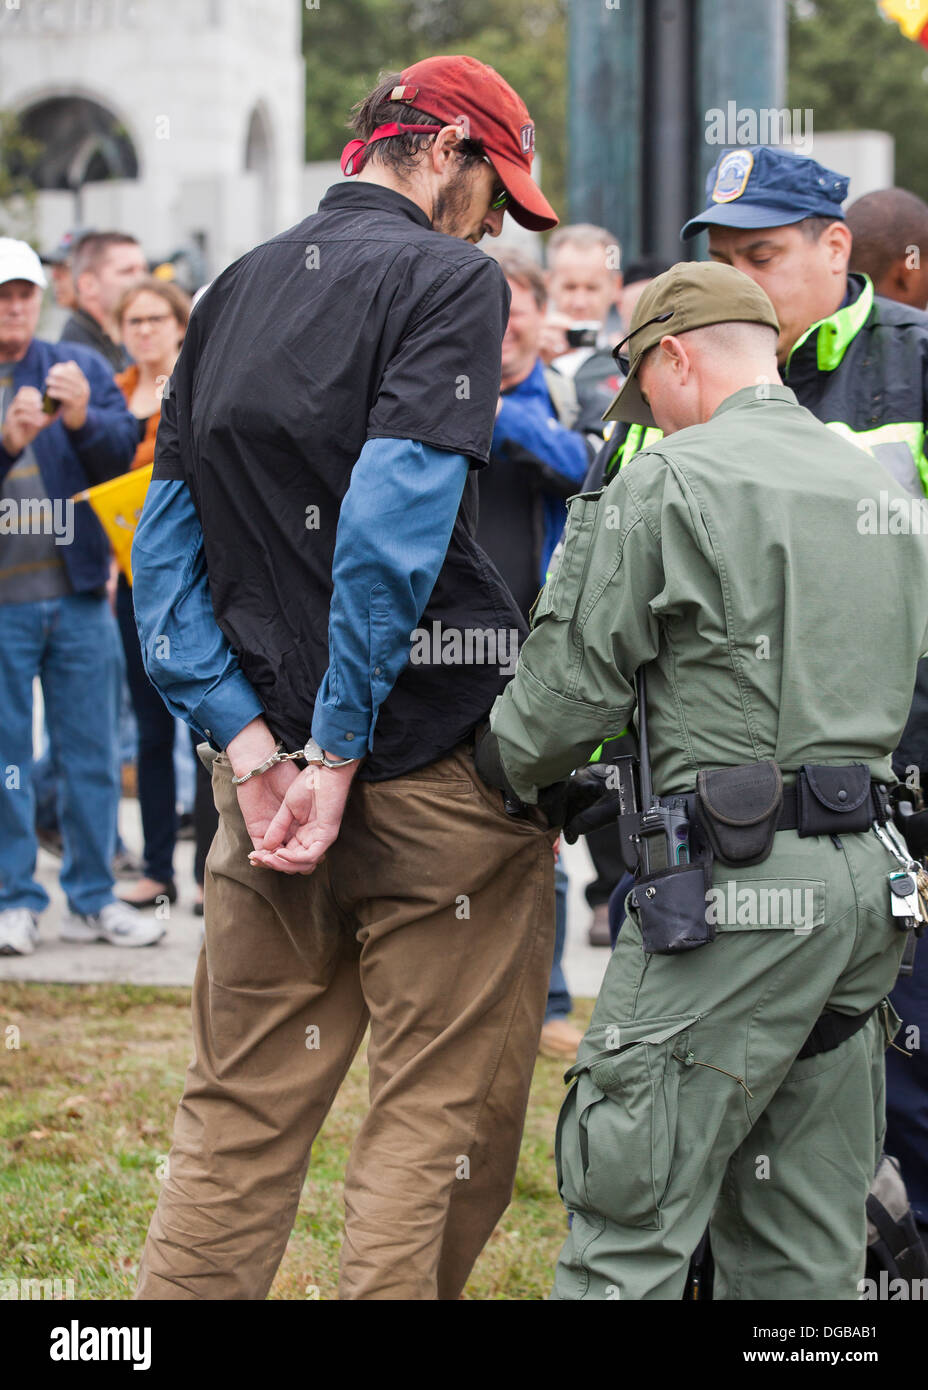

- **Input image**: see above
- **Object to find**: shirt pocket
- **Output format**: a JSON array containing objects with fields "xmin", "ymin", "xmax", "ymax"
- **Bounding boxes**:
[
  {"xmin": 530, "ymin": 490, "xmax": 601, "ymax": 626},
  {"xmin": 555, "ymin": 1012, "xmax": 700, "ymax": 1229}
]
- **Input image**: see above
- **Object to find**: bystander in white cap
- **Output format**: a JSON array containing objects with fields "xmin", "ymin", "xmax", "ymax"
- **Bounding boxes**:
[{"xmin": 0, "ymin": 238, "xmax": 48, "ymax": 289}]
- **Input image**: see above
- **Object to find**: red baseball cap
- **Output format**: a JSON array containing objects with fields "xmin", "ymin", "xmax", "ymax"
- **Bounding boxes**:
[{"xmin": 345, "ymin": 55, "xmax": 558, "ymax": 232}]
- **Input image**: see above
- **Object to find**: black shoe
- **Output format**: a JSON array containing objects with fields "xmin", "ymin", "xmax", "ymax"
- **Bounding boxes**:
[{"xmin": 118, "ymin": 879, "xmax": 177, "ymax": 909}]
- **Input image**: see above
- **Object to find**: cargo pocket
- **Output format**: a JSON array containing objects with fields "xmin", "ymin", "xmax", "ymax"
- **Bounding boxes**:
[
  {"xmin": 555, "ymin": 1013, "xmax": 699, "ymax": 1229},
  {"xmin": 706, "ymin": 878, "xmax": 826, "ymax": 935}
]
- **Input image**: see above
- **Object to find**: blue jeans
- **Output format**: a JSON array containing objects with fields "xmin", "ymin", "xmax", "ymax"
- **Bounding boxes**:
[
  {"xmin": 545, "ymin": 862, "xmax": 572, "ymax": 1021},
  {"xmin": 0, "ymin": 594, "xmax": 121, "ymax": 916}
]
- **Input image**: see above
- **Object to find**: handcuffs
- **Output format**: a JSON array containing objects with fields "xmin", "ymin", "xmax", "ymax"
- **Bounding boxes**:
[{"xmin": 231, "ymin": 737, "xmax": 357, "ymax": 785}]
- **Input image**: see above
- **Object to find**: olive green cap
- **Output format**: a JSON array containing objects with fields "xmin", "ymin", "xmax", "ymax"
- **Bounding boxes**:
[{"xmin": 603, "ymin": 260, "xmax": 780, "ymax": 427}]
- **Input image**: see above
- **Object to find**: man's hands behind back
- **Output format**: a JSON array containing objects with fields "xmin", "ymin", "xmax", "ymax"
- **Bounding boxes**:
[{"xmin": 248, "ymin": 760, "xmax": 359, "ymax": 874}]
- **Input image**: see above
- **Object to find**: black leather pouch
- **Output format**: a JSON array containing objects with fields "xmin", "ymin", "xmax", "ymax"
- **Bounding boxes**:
[
  {"xmin": 797, "ymin": 763, "xmax": 872, "ymax": 837},
  {"xmin": 631, "ymin": 860, "xmax": 714, "ymax": 954},
  {"xmin": 696, "ymin": 761, "xmax": 783, "ymax": 867}
]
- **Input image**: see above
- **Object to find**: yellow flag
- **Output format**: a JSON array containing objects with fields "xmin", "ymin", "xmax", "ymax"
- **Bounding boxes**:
[
  {"xmin": 880, "ymin": 0, "xmax": 928, "ymax": 40},
  {"xmin": 73, "ymin": 464, "xmax": 153, "ymax": 584}
]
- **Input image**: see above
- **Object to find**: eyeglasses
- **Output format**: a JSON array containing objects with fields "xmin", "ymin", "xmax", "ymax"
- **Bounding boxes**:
[
  {"xmin": 482, "ymin": 156, "xmax": 509, "ymax": 211},
  {"xmin": 125, "ymin": 312, "xmax": 174, "ymax": 329},
  {"xmin": 612, "ymin": 310, "xmax": 675, "ymax": 375}
]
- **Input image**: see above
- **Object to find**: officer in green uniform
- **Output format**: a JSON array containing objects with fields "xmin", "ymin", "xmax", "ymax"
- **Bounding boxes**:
[{"xmin": 487, "ymin": 261, "xmax": 928, "ymax": 1300}]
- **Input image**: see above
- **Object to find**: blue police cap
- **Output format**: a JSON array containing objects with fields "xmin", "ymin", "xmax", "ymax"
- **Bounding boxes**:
[{"xmin": 680, "ymin": 146, "xmax": 849, "ymax": 241}]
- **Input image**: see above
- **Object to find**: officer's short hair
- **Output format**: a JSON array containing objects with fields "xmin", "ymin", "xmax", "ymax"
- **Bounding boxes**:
[
  {"xmin": 797, "ymin": 215, "xmax": 841, "ymax": 242},
  {"xmin": 496, "ymin": 250, "xmax": 546, "ymax": 311},
  {"xmin": 846, "ymin": 188, "xmax": 928, "ymax": 282},
  {"xmin": 644, "ymin": 320, "xmax": 777, "ymax": 373},
  {"xmin": 547, "ymin": 223, "xmax": 621, "ymax": 271},
  {"xmin": 350, "ymin": 73, "xmax": 485, "ymax": 176}
]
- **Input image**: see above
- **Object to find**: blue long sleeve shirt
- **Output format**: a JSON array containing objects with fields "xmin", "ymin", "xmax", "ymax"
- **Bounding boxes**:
[{"xmin": 131, "ymin": 437, "xmax": 469, "ymax": 756}]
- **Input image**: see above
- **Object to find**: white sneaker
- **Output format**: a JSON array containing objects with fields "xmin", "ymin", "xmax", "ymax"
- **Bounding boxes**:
[
  {"xmin": 0, "ymin": 908, "xmax": 39, "ymax": 956},
  {"xmin": 60, "ymin": 900, "xmax": 166, "ymax": 948}
]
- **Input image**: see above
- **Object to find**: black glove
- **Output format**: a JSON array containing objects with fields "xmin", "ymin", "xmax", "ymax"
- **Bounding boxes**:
[
  {"xmin": 473, "ymin": 724, "xmax": 569, "ymax": 828},
  {"xmin": 562, "ymin": 764, "xmax": 624, "ymax": 844},
  {"xmin": 473, "ymin": 724, "xmax": 519, "ymax": 799}
]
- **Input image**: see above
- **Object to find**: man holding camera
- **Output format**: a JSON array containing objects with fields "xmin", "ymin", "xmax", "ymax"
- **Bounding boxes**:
[
  {"xmin": 487, "ymin": 260, "xmax": 928, "ymax": 1299},
  {"xmin": 0, "ymin": 238, "xmax": 155, "ymax": 953}
]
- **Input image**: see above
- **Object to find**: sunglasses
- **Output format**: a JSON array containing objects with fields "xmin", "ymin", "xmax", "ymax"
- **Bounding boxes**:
[
  {"xmin": 612, "ymin": 310, "xmax": 675, "ymax": 375},
  {"xmin": 482, "ymin": 156, "xmax": 509, "ymax": 211}
]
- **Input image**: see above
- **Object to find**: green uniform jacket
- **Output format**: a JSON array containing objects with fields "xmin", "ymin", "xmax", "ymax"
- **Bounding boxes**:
[{"xmin": 490, "ymin": 385, "xmax": 928, "ymax": 804}]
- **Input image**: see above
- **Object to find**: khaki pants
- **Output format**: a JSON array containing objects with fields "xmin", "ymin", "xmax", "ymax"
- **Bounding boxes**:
[{"xmin": 136, "ymin": 744, "xmax": 556, "ymax": 1300}]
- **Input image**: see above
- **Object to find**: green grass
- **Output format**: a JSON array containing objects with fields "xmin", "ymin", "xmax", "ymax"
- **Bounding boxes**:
[{"xmin": 0, "ymin": 983, "xmax": 593, "ymax": 1300}]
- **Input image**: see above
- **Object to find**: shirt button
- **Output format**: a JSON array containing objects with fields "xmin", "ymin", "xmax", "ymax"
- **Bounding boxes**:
[
  {"xmin": 345, "ymin": 732, "xmax": 354, "ymax": 742},
  {"xmin": 374, "ymin": 666, "xmax": 382, "ymax": 676},
  {"xmin": 837, "ymin": 789, "xmax": 847, "ymax": 801}
]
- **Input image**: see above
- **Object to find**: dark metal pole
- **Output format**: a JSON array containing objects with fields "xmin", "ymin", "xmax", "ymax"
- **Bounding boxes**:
[
  {"xmin": 691, "ymin": 0, "xmax": 787, "ymax": 256},
  {"xmin": 567, "ymin": 0, "xmax": 643, "ymax": 256},
  {"xmin": 568, "ymin": 0, "xmax": 787, "ymax": 264},
  {"xmin": 642, "ymin": 0, "xmax": 695, "ymax": 262}
]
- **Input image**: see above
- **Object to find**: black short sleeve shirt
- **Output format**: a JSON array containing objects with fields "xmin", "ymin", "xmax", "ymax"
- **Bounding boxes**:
[{"xmin": 151, "ymin": 182, "xmax": 523, "ymax": 778}]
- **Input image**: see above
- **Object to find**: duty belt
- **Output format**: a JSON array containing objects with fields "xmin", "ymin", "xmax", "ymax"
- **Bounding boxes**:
[{"xmin": 659, "ymin": 779, "xmax": 892, "ymax": 832}]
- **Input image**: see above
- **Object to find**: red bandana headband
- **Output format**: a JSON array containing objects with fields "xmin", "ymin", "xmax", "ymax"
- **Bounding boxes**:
[{"xmin": 340, "ymin": 123, "xmax": 444, "ymax": 176}]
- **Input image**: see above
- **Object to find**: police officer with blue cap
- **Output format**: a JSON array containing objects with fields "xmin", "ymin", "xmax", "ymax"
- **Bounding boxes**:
[
  {"xmin": 578, "ymin": 143, "xmax": 928, "ymax": 1284},
  {"xmin": 599, "ymin": 146, "xmax": 928, "ymax": 499},
  {"xmin": 692, "ymin": 148, "xmax": 928, "ymax": 1251}
]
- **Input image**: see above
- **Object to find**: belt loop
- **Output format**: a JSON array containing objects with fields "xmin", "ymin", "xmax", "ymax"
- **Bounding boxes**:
[{"xmin": 872, "ymin": 783, "xmax": 891, "ymax": 826}]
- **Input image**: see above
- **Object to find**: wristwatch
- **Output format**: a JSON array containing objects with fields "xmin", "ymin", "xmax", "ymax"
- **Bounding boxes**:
[{"xmin": 231, "ymin": 738, "xmax": 358, "ymax": 785}]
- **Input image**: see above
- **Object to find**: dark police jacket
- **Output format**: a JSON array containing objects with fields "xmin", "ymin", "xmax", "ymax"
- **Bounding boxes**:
[{"xmin": 152, "ymin": 182, "xmax": 524, "ymax": 781}]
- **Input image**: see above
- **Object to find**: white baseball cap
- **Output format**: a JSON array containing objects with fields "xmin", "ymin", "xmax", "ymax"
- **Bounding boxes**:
[{"xmin": 0, "ymin": 238, "xmax": 47, "ymax": 290}]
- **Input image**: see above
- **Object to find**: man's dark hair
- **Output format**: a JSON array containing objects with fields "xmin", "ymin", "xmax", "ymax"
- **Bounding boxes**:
[
  {"xmin": 349, "ymin": 73, "xmax": 486, "ymax": 176},
  {"xmin": 495, "ymin": 249, "xmax": 546, "ymax": 311},
  {"xmin": 72, "ymin": 231, "xmax": 141, "ymax": 281},
  {"xmin": 846, "ymin": 188, "xmax": 928, "ymax": 283}
]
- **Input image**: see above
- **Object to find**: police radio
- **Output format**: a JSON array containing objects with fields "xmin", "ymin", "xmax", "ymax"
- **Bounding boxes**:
[{"xmin": 633, "ymin": 667, "xmax": 691, "ymax": 875}]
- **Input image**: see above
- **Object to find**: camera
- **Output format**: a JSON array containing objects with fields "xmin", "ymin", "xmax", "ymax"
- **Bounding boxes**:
[{"xmin": 565, "ymin": 322, "xmax": 600, "ymax": 349}]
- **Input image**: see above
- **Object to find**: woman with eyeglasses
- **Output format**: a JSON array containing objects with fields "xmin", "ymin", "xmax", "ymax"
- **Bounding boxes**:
[{"xmin": 112, "ymin": 278, "xmax": 205, "ymax": 911}]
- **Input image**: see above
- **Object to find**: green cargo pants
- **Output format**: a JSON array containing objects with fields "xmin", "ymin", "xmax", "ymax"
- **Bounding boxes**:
[{"xmin": 553, "ymin": 825, "xmax": 907, "ymax": 1300}]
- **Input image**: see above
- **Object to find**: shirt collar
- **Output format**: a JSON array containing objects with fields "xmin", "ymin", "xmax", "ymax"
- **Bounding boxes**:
[
  {"xmin": 785, "ymin": 272, "xmax": 874, "ymax": 375},
  {"xmin": 711, "ymin": 383, "xmax": 799, "ymax": 420},
  {"xmin": 317, "ymin": 180, "xmax": 433, "ymax": 229}
]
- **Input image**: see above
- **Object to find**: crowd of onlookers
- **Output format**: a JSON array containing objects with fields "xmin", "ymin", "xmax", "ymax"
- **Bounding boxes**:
[{"xmin": 0, "ymin": 228, "xmax": 212, "ymax": 955}]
